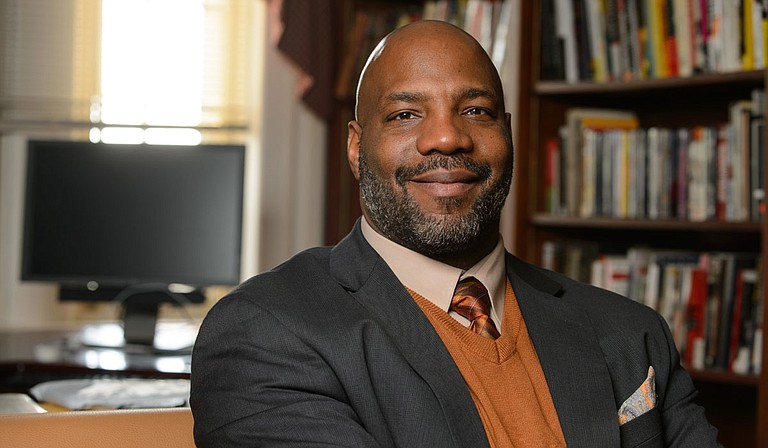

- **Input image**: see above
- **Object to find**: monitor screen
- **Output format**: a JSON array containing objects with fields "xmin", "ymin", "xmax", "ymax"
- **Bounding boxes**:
[{"xmin": 21, "ymin": 140, "xmax": 245, "ymax": 293}]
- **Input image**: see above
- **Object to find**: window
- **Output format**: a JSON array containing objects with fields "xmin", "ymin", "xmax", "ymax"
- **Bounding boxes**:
[{"xmin": 0, "ymin": 0, "xmax": 257, "ymax": 144}]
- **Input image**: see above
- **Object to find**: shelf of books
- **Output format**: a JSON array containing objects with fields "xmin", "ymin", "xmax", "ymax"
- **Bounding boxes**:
[{"xmin": 523, "ymin": 1, "xmax": 768, "ymax": 446}]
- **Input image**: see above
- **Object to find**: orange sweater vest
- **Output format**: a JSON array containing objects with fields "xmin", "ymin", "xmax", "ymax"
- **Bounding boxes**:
[{"xmin": 409, "ymin": 280, "xmax": 566, "ymax": 448}]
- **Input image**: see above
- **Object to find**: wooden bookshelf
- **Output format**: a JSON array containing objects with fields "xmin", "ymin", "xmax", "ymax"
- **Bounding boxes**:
[{"xmin": 515, "ymin": 2, "xmax": 768, "ymax": 447}]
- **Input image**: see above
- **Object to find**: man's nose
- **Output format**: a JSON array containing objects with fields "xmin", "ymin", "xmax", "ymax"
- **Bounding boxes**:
[{"xmin": 416, "ymin": 114, "xmax": 473, "ymax": 155}]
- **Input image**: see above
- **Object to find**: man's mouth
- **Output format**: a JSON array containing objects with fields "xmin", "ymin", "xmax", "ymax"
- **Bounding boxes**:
[{"xmin": 408, "ymin": 168, "xmax": 481, "ymax": 197}]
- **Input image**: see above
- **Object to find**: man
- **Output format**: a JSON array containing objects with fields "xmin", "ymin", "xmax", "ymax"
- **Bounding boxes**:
[{"xmin": 191, "ymin": 21, "xmax": 721, "ymax": 447}]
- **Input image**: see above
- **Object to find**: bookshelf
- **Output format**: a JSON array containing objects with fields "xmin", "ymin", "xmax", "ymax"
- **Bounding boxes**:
[
  {"xmin": 516, "ymin": 1, "xmax": 768, "ymax": 447},
  {"xmin": 326, "ymin": 1, "xmax": 766, "ymax": 447}
]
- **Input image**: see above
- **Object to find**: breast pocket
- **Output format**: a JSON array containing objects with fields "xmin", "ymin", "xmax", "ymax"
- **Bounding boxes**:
[{"xmin": 619, "ymin": 407, "xmax": 663, "ymax": 448}]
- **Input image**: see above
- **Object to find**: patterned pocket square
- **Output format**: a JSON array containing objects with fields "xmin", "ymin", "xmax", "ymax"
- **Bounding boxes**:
[{"xmin": 618, "ymin": 366, "xmax": 656, "ymax": 425}]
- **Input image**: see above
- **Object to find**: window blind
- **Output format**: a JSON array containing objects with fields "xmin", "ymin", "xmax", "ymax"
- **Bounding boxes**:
[{"xmin": 0, "ymin": 0, "xmax": 256, "ymax": 143}]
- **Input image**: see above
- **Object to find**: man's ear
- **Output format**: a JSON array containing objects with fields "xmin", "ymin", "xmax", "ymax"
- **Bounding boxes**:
[{"xmin": 347, "ymin": 120, "xmax": 362, "ymax": 181}]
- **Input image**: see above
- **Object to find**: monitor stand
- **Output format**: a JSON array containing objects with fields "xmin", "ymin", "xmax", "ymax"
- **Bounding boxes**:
[
  {"xmin": 76, "ymin": 321, "xmax": 198, "ymax": 354},
  {"xmin": 122, "ymin": 297, "xmax": 161, "ymax": 347},
  {"xmin": 76, "ymin": 291, "xmax": 200, "ymax": 354}
]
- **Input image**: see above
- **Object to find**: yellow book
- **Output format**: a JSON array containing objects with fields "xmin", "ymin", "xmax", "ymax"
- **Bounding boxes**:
[
  {"xmin": 743, "ymin": 0, "xmax": 754, "ymax": 70},
  {"xmin": 580, "ymin": 116, "xmax": 640, "ymax": 129},
  {"xmin": 648, "ymin": 0, "xmax": 668, "ymax": 78}
]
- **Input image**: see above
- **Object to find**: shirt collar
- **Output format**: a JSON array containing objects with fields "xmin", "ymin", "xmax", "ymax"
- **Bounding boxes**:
[{"xmin": 361, "ymin": 217, "xmax": 507, "ymax": 324}]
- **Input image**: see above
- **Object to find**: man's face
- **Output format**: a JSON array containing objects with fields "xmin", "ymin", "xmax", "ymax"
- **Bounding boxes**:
[{"xmin": 348, "ymin": 25, "xmax": 514, "ymax": 263}]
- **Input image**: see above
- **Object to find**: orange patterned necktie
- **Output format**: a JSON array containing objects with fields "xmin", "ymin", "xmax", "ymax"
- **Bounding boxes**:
[{"xmin": 450, "ymin": 277, "xmax": 501, "ymax": 340}]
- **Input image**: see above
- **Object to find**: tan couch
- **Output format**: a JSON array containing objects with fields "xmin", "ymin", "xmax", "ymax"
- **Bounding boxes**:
[{"xmin": 0, "ymin": 407, "xmax": 194, "ymax": 447}]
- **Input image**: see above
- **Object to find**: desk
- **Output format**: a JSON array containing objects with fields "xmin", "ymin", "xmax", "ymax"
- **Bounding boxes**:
[{"xmin": 0, "ymin": 326, "xmax": 191, "ymax": 394}]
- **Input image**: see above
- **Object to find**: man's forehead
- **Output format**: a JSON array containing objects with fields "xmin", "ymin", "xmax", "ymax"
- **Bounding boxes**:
[{"xmin": 356, "ymin": 21, "xmax": 502, "ymax": 119}]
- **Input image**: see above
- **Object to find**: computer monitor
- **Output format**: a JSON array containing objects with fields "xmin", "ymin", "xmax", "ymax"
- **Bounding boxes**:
[{"xmin": 21, "ymin": 140, "xmax": 245, "ymax": 350}]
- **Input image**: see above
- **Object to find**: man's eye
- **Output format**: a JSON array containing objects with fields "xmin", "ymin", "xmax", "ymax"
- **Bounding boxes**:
[
  {"xmin": 392, "ymin": 111, "xmax": 415, "ymax": 120},
  {"xmin": 465, "ymin": 107, "xmax": 491, "ymax": 116}
]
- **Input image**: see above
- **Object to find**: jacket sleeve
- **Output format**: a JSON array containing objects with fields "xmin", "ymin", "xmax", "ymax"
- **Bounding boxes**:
[
  {"xmin": 190, "ymin": 293, "xmax": 383, "ymax": 447},
  {"xmin": 651, "ymin": 312, "xmax": 723, "ymax": 448}
]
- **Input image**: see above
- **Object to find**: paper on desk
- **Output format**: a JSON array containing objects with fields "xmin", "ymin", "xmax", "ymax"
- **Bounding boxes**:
[
  {"xmin": 29, "ymin": 378, "xmax": 190, "ymax": 410},
  {"xmin": 0, "ymin": 393, "xmax": 47, "ymax": 414}
]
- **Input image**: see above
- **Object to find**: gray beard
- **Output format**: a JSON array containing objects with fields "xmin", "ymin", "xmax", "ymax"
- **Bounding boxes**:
[{"xmin": 358, "ymin": 151, "xmax": 512, "ymax": 257}]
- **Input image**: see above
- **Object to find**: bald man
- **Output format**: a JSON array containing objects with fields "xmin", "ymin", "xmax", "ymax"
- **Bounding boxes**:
[{"xmin": 191, "ymin": 21, "xmax": 721, "ymax": 447}]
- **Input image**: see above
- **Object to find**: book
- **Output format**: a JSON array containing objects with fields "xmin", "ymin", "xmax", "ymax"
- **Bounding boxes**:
[
  {"xmin": 646, "ymin": 0, "xmax": 668, "ymax": 78},
  {"xmin": 687, "ymin": 126, "xmax": 715, "ymax": 221},
  {"xmin": 646, "ymin": 127, "xmax": 674, "ymax": 219},
  {"xmin": 628, "ymin": 128, "xmax": 648, "ymax": 218},
  {"xmin": 540, "ymin": 0, "xmax": 566, "ymax": 80},
  {"xmin": 704, "ymin": 252, "xmax": 726, "ymax": 368},
  {"xmin": 715, "ymin": 253, "xmax": 758, "ymax": 369},
  {"xmin": 605, "ymin": 0, "xmax": 622, "ymax": 80},
  {"xmin": 564, "ymin": 108, "xmax": 639, "ymax": 216},
  {"xmin": 643, "ymin": 250, "xmax": 700, "ymax": 311},
  {"xmin": 750, "ymin": 89, "xmax": 765, "ymax": 221},
  {"xmin": 616, "ymin": 0, "xmax": 635, "ymax": 81},
  {"xmin": 544, "ymin": 137, "xmax": 562, "ymax": 215},
  {"xmin": 686, "ymin": 266, "xmax": 709, "ymax": 369},
  {"xmin": 674, "ymin": 128, "xmax": 690, "ymax": 219},
  {"xmin": 744, "ymin": 0, "xmax": 756, "ymax": 70},
  {"xmin": 673, "ymin": 0, "xmax": 693, "ymax": 77},
  {"xmin": 591, "ymin": 254, "xmax": 631, "ymax": 296},
  {"xmin": 555, "ymin": 0, "xmax": 580, "ymax": 83},
  {"xmin": 611, "ymin": 130, "xmax": 631, "ymax": 217},
  {"xmin": 663, "ymin": 0, "xmax": 679, "ymax": 77},
  {"xmin": 562, "ymin": 240, "xmax": 600, "ymax": 282},
  {"xmin": 573, "ymin": 0, "xmax": 595, "ymax": 81},
  {"xmin": 626, "ymin": 246, "xmax": 652, "ymax": 302},
  {"xmin": 490, "ymin": 0, "xmax": 515, "ymax": 71},
  {"xmin": 729, "ymin": 268, "xmax": 756, "ymax": 373},
  {"xmin": 728, "ymin": 99, "xmax": 753, "ymax": 222},
  {"xmin": 579, "ymin": 128, "xmax": 599, "ymax": 217},
  {"xmin": 626, "ymin": 0, "xmax": 646, "ymax": 79}
]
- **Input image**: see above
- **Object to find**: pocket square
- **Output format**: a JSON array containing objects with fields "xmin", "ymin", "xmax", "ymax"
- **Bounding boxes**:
[{"xmin": 618, "ymin": 366, "xmax": 656, "ymax": 425}]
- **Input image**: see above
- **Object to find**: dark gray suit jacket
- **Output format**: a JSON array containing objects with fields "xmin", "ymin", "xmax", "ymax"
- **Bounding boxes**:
[{"xmin": 191, "ymin": 221, "xmax": 721, "ymax": 447}]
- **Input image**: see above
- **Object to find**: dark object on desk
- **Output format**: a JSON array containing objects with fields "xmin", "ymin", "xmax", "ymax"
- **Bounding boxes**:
[{"xmin": 0, "ymin": 393, "xmax": 47, "ymax": 414}]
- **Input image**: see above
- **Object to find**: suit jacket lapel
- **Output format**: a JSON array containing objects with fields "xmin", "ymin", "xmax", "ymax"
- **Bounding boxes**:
[
  {"xmin": 329, "ymin": 222, "xmax": 489, "ymax": 448},
  {"xmin": 505, "ymin": 254, "xmax": 619, "ymax": 447}
]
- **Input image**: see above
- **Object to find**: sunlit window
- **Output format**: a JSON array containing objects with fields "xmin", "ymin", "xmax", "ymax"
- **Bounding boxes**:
[
  {"xmin": 95, "ymin": 0, "xmax": 206, "ymax": 145},
  {"xmin": 1, "ymin": 0, "xmax": 255, "ymax": 143}
]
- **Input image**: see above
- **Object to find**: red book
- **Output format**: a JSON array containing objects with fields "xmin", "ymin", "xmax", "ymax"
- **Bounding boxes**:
[
  {"xmin": 662, "ymin": 0, "xmax": 679, "ymax": 76},
  {"xmin": 544, "ymin": 137, "xmax": 561, "ymax": 214},
  {"xmin": 728, "ymin": 270, "xmax": 745, "ymax": 370},
  {"xmin": 685, "ymin": 267, "xmax": 708, "ymax": 367}
]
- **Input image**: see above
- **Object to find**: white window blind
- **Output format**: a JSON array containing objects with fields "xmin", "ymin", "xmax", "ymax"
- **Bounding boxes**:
[{"xmin": 0, "ymin": 0, "xmax": 256, "ymax": 144}]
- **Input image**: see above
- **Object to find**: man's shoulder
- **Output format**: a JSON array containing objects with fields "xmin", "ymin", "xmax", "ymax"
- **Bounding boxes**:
[
  {"xmin": 237, "ymin": 246, "xmax": 336, "ymax": 296},
  {"xmin": 512, "ymin": 256, "xmax": 661, "ymax": 327}
]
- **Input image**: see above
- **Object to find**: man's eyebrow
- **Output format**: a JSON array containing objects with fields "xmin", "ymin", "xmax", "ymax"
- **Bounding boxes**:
[
  {"xmin": 384, "ymin": 91, "xmax": 427, "ymax": 104},
  {"xmin": 459, "ymin": 87, "xmax": 497, "ymax": 101}
]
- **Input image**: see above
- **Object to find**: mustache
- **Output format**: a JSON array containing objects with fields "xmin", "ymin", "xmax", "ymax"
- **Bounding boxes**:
[{"xmin": 394, "ymin": 156, "xmax": 491, "ymax": 186}]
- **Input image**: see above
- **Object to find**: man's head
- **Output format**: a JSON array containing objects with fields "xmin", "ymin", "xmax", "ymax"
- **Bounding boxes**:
[{"xmin": 347, "ymin": 20, "xmax": 514, "ymax": 269}]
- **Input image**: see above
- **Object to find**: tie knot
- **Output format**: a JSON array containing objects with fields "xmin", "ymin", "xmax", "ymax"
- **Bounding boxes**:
[{"xmin": 450, "ymin": 277, "xmax": 500, "ymax": 339}]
